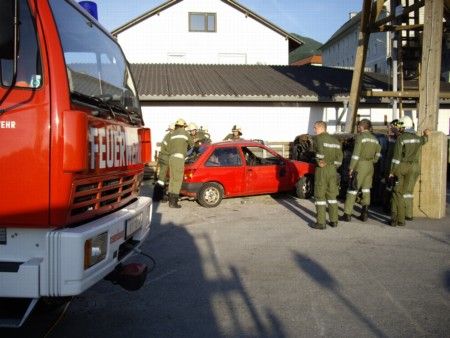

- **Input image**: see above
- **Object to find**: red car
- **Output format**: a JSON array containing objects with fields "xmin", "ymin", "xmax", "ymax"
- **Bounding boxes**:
[{"xmin": 181, "ymin": 140, "xmax": 315, "ymax": 207}]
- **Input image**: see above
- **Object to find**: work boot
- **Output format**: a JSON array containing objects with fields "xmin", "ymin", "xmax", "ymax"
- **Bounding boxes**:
[
  {"xmin": 405, "ymin": 216, "xmax": 414, "ymax": 221},
  {"xmin": 329, "ymin": 221, "xmax": 338, "ymax": 228},
  {"xmin": 169, "ymin": 193, "xmax": 181, "ymax": 208},
  {"xmin": 359, "ymin": 205, "xmax": 369, "ymax": 222},
  {"xmin": 387, "ymin": 219, "xmax": 397, "ymax": 227},
  {"xmin": 311, "ymin": 223, "xmax": 326, "ymax": 230},
  {"xmin": 152, "ymin": 183, "xmax": 164, "ymax": 201},
  {"xmin": 341, "ymin": 214, "xmax": 352, "ymax": 222}
]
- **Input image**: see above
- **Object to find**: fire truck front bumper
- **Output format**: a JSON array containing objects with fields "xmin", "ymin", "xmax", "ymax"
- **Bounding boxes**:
[{"xmin": 0, "ymin": 196, "xmax": 152, "ymax": 298}]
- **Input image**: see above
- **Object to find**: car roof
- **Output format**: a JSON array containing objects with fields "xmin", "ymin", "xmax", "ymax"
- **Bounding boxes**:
[{"xmin": 210, "ymin": 140, "xmax": 266, "ymax": 147}]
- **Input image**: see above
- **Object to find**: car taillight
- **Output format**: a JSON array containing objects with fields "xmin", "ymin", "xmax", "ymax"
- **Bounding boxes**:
[{"xmin": 184, "ymin": 169, "xmax": 196, "ymax": 181}]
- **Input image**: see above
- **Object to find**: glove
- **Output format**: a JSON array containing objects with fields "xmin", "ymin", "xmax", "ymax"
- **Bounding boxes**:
[{"xmin": 348, "ymin": 171, "xmax": 358, "ymax": 191}]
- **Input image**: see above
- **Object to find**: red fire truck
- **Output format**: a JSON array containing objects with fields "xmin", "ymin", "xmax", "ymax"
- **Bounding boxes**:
[{"xmin": 0, "ymin": 0, "xmax": 152, "ymax": 327}]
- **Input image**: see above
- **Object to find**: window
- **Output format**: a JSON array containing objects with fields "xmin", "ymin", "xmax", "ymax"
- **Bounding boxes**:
[
  {"xmin": 49, "ymin": 0, "xmax": 141, "ymax": 118},
  {"xmin": 0, "ymin": 0, "xmax": 42, "ymax": 88},
  {"xmin": 242, "ymin": 146, "xmax": 284, "ymax": 166},
  {"xmin": 206, "ymin": 147, "xmax": 241, "ymax": 167},
  {"xmin": 189, "ymin": 13, "xmax": 216, "ymax": 32}
]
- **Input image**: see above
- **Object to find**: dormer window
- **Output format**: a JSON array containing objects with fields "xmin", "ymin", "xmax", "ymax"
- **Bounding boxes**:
[{"xmin": 189, "ymin": 13, "xmax": 216, "ymax": 32}]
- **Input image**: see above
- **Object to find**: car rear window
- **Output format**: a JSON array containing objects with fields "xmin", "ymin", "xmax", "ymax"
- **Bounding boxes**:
[{"xmin": 185, "ymin": 145, "xmax": 208, "ymax": 164}]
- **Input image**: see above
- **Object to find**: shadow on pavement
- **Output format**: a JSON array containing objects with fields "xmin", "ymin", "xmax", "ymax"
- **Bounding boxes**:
[
  {"xmin": 292, "ymin": 251, "xmax": 388, "ymax": 338},
  {"xmin": 48, "ymin": 184, "xmax": 286, "ymax": 337}
]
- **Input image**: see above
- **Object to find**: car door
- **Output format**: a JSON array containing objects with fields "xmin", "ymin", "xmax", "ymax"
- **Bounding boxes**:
[
  {"xmin": 241, "ymin": 145, "xmax": 290, "ymax": 194},
  {"xmin": 202, "ymin": 146, "xmax": 246, "ymax": 196}
]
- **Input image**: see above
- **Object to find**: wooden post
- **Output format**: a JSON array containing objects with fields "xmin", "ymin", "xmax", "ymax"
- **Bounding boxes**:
[
  {"xmin": 345, "ymin": 0, "xmax": 373, "ymax": 133},
  {"xmin": 417, "ymin": 0, "xmax": 444, "ymax": 131},
  {"xmin": 415, "ymin": 0, "xmax": 446, "ymax": 220}
]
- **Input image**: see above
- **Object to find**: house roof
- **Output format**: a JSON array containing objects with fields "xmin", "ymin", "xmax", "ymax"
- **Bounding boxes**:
[
  {"xmin": 111, "ymin": 0, "xmax": 303, "ymax": 52},
  {"xmin": 320, "ymin": 12, "xmax": 361, "ymax": 51},
  {"xmin": 130, "ymin": 64, "xmax": 396, "ymax": 102}
]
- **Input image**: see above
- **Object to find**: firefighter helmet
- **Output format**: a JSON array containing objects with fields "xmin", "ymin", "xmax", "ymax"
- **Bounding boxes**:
[
  {"xmin": 186, "ymin": 123, "xmax": 198, "ymax": 131},
  {"xmin": 175, "ymin": 118, "xmax": 187, "ymax": 127},
  {"xmin": 232, "ymin": 125, "xmax": 242, "ymax": 134},
  {"xmin": 399, "ymin": 116, "xmax": 413, "ymax": 129}
]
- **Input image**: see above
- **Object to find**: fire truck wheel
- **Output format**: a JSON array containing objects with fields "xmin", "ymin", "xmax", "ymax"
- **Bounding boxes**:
[
  {"xmin": 295, "ymin": 175, "xmax": 313, "ymax": 199},
  {"xmin": 197, "ymin": 182, "xmax": 223, "ymax": 208}
]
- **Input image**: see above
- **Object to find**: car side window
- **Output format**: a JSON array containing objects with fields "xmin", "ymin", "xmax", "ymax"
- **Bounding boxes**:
[
  {"xmin": 206, "ymin": 147, "xmax": 242, "ymax": 167},
  {"xmin": 242, "ymin": 146, "xmax": 284, "ymax": 166}
]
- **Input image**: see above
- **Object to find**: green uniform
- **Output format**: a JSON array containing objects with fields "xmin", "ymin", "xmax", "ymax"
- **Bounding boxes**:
[
  {"xmin": 224, "ymin": 133, "xmax": 241, "ymax": 141},
  {"xmin": 156, "ymin": 131, "xmax": 171, "ymax": 187},
  {"xmin": 382, "ymin": 137, "xmax": 397, "ymax": 209},
  {"xmin": 344, "ymin": 130, "xmax": 381, "ymax": 215},
  {"xmin": 313, "ymin": 132, "xmax": 343, "ymax": 226},
  {"xmin": 193, "ymin": 130, "xmax": 211, "ymax": 148},
  {"xmin": 168, "ymin": 128, "xmax": 193, "ymax": 195},
  {"xmin": 390, "ymin": 131, "xmax": 427, "ymax": 224}
]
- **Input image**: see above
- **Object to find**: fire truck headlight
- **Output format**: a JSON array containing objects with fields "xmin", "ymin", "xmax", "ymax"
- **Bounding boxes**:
[{"xmin": 84, "ymin": 232, "xmax": 108, "ymax": 270}]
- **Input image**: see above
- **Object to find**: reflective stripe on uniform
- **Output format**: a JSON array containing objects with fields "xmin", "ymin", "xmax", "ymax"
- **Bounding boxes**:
[
  {"xmin": 156, "ymin": 180, "xmax": 165, "ymax": 186},
  {"xmin": 315, "ymin": 201, "xmax": 327, "ymax": 206},
  {"xmin": 316, "ymin": 154, "xmax": 325, "ymax": 159},
  {"xmin": 323, "ymin": 143, "xmax": 340, "ymax": 149},
  {"xmin": 361, "ymin": 188, "xmax": 370, "ymax": 193},
  {"xmin": 347, "ymin": 190, "xmax": 357, "ymax": 195},
  {"xmin": 334, "ymin": 161, "xmax": 342, "ymax": 166},
  {"xmin": 375, "ymin": 153, "xmax": 381, "ymax": 157},
  {"xmin": 327, "ymin": 199, "xmax": 338, "ymax": 204},
  {"xmin": 352, "ymin": 155, "xmax": 359, "ymax": 160},
  {"xmin": 171, "ymin": 134, "xmax": 188, "ymax": 141},
  {"xmin": 403, "ymin": 194, "xmax": 414, "ymax": 199},
  {"xmin": 362, "ymin": 138, "xmax": 378, "ymax": 144},
  {"xmin": 171, "ymin": 153, "xmax": 184, "ymax": 159},
  {"xmin": 163, "ymin": 141, "xmax": 168, "ymax": 146},
  {"xmin": 401, "ymin": 139, "xmax": 421, "ymax": 145},
  {"xmin": 392, "ymin": 159, "xmax": 400, "ymax": 164}
]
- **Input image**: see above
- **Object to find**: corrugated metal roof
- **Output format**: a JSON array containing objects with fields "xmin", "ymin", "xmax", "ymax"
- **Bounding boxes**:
[{"xmin": 130, "ymin": 64, "xmax": 393, "ymax": 102}]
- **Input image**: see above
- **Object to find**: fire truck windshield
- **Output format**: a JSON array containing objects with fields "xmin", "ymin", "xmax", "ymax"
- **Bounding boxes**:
[{"xmin": 49, "ymin": 0, "xmax": 142, "ymax": 121}]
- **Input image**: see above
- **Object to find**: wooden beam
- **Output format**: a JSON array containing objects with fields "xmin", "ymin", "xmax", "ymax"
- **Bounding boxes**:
[
  {"xmin": 345, "ymin": 0, "xmax": 373, "ymax": 133},
  {"xmin": 371, "ymin": 0, "xmax": 425, "ymax": 28},
  {"xmin": 364, "ymin": 90, "xmax": 450, "ymax": 99},
  {"xmin": 418, "ymin": 0, "xmax": 444, "ymax": 132},
  {"xmin": 374, "ymin": 23, "xmax": 424, "ymax": 32}
]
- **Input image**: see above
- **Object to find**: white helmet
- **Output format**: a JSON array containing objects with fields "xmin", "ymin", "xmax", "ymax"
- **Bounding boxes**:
[
  {"xmin": 175, "ymin": 118, "xmax": 187, "ymax": 127},
  {"xmin": 186, "ymin": 123, "xmax": 198, "ymax": 131},
  {"xmin": 399, "ymin": 116, "xmax": 413, "ymax": 130}
]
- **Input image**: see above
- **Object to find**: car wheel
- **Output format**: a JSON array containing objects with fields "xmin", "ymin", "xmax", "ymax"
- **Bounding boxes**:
[
  {"xmin": 295, "ymin": 175, "xmax": 313, "ymax": 199},
  {"xmin": 197, "ymin": 182, "xmax": 224, "ymax": 208}
]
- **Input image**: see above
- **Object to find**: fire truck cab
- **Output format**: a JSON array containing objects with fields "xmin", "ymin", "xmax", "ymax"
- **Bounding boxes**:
[{"xmin": 0, "ymin": 0, "xmax": 152, "ymax": 327}]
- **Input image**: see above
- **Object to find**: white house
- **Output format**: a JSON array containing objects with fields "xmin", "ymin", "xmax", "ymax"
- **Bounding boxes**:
[
  {"xmin": 321, "ymin": 12, "xmax": 391, "ymax": 75},
  {"xmin": 112, "ymin": 0, "xmax": 302, "ymax": 65}
]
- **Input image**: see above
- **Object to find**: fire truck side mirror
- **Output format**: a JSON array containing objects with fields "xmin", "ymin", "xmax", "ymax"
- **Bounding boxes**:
[{"xmin": 0, "ymin": 0, "xmax": 15, "ymax": 60}]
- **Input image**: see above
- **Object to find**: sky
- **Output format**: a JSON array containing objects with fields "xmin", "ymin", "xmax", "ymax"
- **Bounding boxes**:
[{"xmin": 92, "ymin": 0, "xmax": 364, "ymax": 43}]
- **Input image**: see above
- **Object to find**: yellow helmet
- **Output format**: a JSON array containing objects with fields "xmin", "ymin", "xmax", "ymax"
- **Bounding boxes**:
[
  {"xmin": 186, "ymin": 123, "xmax": 198, "ymax": 131},
  {"xmin": 232, "ymin": 125, "xmax": 242, "ymax": 133},
  {"xmin": 175, "ymin": 118, "xmax": 187, "ymax": 127}
]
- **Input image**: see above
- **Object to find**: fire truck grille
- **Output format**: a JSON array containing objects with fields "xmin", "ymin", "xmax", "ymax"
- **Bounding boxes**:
[{"xmin": 69, "ymin": 172, "xmax": 143, "ymax": 225}]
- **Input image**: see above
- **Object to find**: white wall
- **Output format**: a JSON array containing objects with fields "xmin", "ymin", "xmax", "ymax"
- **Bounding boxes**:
[
  {"xmin": 142, "ymin": 105, "xmax": 319, "ymax": 153},
  {"xmin": 142, "ymin": 103, "xmax": 450, "ymax": 157},
  {"xmin": 117, "ymin": 0, "xmax": 289, "ymax": 65}
]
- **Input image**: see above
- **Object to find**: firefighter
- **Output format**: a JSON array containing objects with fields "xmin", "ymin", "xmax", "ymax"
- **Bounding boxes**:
[
  {"xmin": 187, "ymin": 122, "xmax": 211, "ymax": 149},
  {"xmin": 382, "ymin": 119, "xmax": 400, "ymax": 212},
  {"xmin": 167, "ymin": 118, "xmax": 193, "ymax": 208},
  {"xmin": 389, "ymin": 116, "xmax": 430, "ymax": 226},
  {"xmin": 153, "ymin": 124, "xmax": 174, "ymax": 202},
  {"xmin": 312, "ymin": 121, "xmax": 343, "ymax": 229},
  {"xmin": 224, "ymin": 125, "xmax": 242, "ymax": 140},
  {"xmin": 342, "ymin": 119, "xmax": 381, "ymax": 222}
]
